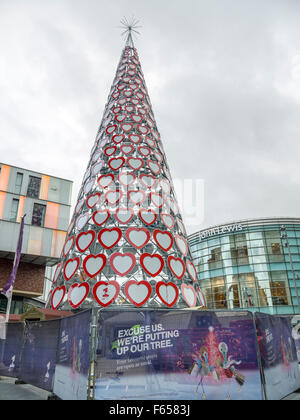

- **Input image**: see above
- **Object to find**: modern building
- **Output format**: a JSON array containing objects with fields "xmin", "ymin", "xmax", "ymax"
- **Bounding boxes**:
[
  {"xmin": 0, "ymin": 162, "xmax": 72, "ymax": 315},
  {"xmin": 189, "ymin": 217, "xmax": 300, "ymax": 315}
]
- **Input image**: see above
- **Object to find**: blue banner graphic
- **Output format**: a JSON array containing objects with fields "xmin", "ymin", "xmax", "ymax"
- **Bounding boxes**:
[{"xmin": 0, "ymin": 322, "xmax": 24, "ymax": 378}]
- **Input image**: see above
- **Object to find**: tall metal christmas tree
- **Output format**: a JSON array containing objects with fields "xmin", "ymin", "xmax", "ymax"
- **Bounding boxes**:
[{"xmin": 48, "ymin": 21, "xmax": 206, "ymax": 311}]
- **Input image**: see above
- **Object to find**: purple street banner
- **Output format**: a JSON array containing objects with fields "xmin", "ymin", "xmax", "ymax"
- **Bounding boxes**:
[
  {"xmin": 290, "ymin": 315, "xmax": 300, "ymax": 363},
  {"xmin": 255, "ymin": 313, "xmax": 300, "ymax": 400},
  {"xmin": 0, "ymin": 322, "xmax": 24, "ymax": 378},
  {"xmin": 53, "ymin": 310, "xmax": 92, "ymax": 400},
  {"xmin": 18, "ymin": 319, "xmax": 61, "ymax": 392},
  {"xmin": 95, "ymin": 310, "xmax": 263, "ymax": 400}
]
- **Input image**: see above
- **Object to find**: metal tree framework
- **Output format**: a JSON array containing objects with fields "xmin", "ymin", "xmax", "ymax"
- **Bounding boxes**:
[{"xmin": 47, "ymin": 25, "xmax": 206, "ymax": 311}]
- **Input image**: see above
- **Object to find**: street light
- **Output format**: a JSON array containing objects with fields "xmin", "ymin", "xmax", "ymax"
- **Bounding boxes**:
[{"xmin": 280, "ymin": 225, "xmax": 300, "ymax": 314}]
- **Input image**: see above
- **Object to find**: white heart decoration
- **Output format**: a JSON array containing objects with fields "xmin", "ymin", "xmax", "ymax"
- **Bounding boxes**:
[
  {"xmin": 167, "ymin": 256, "xmax": 185, "ymax": 280},
  {"xmin": 127, "ymin": 157, "xmax": 144, "ymax": 171},
  {"xmin": 83, "ymin": 254, "xmax": 107, "ymax": 277},
  {"xmin": 118, "ymin": 172, "xmax": 136, "ymax": 187},
  {"xmin": 126, "ymin": 228, "xmax": 150, "ymax": 249},
  {"xmin": 175, "ymin": 235, "xmax": 188, "ymax": 256},
  {"xmin": 139, "ymin": 209, "xmax": 157, "ymax": 225},
  {"xmin": 98, "ymin": 228, "xmax": 122, "ymax": 249},
  {"xmin": 64, "ymin": 258, "xmax": 80, "ymax": 281},
  {"xmin": 148, "ymin": 160, "xmax": 161, "ymax": 175},
  {"xmin": 156, "ymin": 282, "xmax": 178, "ymax": 307},
  {"xmin": 150, "ymin": 193, "xmax": 164, "ymax": 208},
  {"xmin": 92, "ymin": 161, "xmax": 104, "ymax": 175},
  {"xmin": 76, "ymin": 231, "xmax": 95, "ymax": 253},
  {"xmin": 105, "ymin": 190, "xmax": 122, "ymax": 205},
  {"xmin": 86, "ymin": 193, "xmax": 101, "ymax": 209},
  {"xmin": 76, "ymin": 213, "xmax": 90, "ymax": 231},
  {"xmin": 186, "ymin": 260, "xmax": 198, "ymax": 283},
  {"xmin": 128, "ymin": 190, "xmax": 146, "ymax": 205},
  {"xmin": 109, "ymin": 157, "xmax": 125, "ymax": 171},
  {"xmin": 115, "ymin": 208, "xmax": 134, "ymax": 224},
  {"xmin": 75, "ymin": 198, "xmax": 84, "ymax": 214},
  {"xmin": 125, "ymin": 281, "xmax": 152, "ymax": 307},
  {"xmin": 84, "ymin": 178, "xmax": 94, "ymax": 195},
  {"xmin": 181, "ymin": 284, "xmax": 197, "ymax": 308},
  {"xmin": 68, "ymin": 283, "xmax": 90, "ymax": 309},
  {"xmin": 63, "ymin": 236, "xmax": 74, "ymax": 257},
  {"xmin": 160, "ymin": 213, "xmax": 175, "ymax": 230},
  {"xmin": 110, "ymin": 253, "xmax": 136, "ymax": 276},
  {"xmin": 92, "ymin": 210, "xmax": 110, "ymax": 226},
  {"xmin": 51, "ymin": 286, "xmax": 66, "ymax": 310},
  {"xmin": 93, "ymin": 281, "xmax": 120, "ymax": 307}
]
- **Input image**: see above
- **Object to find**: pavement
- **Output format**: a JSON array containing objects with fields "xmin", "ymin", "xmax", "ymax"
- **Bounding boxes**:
[{"xmin": 0, "ymin": 375, "xmax": 299, "ymax": 400}]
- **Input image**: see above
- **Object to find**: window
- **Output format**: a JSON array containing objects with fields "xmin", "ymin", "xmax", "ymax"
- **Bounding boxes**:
[
  {"xmin": 15, "ymin": 172, "xmax": 23, "ymax": 194},
  {"xmin": 27, "ymin": 176, "xmax": 41, "ymax": 198},
  {"xmin": 32, "ymin": 203, "xmax": 46, "ymax": 227},
  {"xmin": 10, "ymin": 199, "xmax": 19, "ymax": 222}
]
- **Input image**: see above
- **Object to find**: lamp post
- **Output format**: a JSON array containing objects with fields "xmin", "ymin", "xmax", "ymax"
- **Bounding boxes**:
[{"xmin": 280, "ymin": 225, "xmax": 300, "ymax": 314}]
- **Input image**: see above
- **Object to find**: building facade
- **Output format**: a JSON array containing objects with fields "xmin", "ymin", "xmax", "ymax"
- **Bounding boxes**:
[
  {"xmin": 189, "ymin": 217, "xmax": 300, "ymax": 315},
  {"xmin": 0, "ymin": 163, "xmax": 72, "ymax": 314}
]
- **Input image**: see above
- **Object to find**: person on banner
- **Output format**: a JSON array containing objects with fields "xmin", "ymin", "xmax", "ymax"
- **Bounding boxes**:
[{"xmin": 189, "ymin": 346, "xmax": 218, "ymax": 400}]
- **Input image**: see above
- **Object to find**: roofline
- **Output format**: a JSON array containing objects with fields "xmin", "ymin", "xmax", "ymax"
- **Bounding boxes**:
[
  {"xmin": 0, "ymin": 162, "xmax": 73, "ymax": 184},
  {"xmin": 188, "ymin": 216, "xmax": 300, "ymax": 238}
]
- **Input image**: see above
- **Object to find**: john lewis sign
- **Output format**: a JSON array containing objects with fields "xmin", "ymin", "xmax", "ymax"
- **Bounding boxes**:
[{"xmin": 199, "ymin": 224, "xmax": 243, "ymax": 240}]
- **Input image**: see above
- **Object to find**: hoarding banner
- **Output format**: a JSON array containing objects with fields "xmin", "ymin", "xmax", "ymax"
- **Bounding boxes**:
[
  {"xmin": 255, "ymin": 313, "xmax": 300, "ymax": 400},
  {"xmin": 18, "ymin": 319, "xmax": 61, "ymax": 391},
  {"xmin": 94, "ymin": 310, "xmax": 263, "ymax": 400},
  {"xmin": 0, "ymin": 322, "xmax": 24, "ymax": 378},
  {"xmin": 53, "ymin": 310, "xmax": 92, "ymax": 400}
]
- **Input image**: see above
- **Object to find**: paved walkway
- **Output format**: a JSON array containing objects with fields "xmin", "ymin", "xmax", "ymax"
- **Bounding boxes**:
[{"xmin": 0, "ymin": 376, "xmax": 51, "ymax": 400}]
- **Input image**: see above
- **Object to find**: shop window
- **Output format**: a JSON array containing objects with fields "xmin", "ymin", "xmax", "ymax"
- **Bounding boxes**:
[
  {"xmin": 230, "ymin": 245, "xmax": 249, "ymax": 265},
  {"xmin": 271, "ymin": 243, "xmax": 282, "ymax": 255},
  {"xmin": 270, "ymin": 281, "xmax": 290, "ymax": 306},
  {"xmin": 208, "ymin": 247, "xmax": 222, "ymax": 269},
  {"xmin": 32, "ymin": 203, "xmax": 46, "ymax": 227},
  {"xmin": 27, "ymin": 176, "xmax": 41, "ymax": 198}
]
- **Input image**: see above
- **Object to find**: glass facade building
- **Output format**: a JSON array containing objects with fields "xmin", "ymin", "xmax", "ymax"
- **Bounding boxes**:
[{"xmin": 188, "ymin": 218, "xmax": 300, "ymax": 315}]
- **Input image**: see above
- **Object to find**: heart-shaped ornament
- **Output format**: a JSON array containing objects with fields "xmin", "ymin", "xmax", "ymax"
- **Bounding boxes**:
[
  {"xmin": 105, "ymin": 125, "xmax": 117, "ymax": 135},
  {"xmin": 139, "ymin": 174, "xmax": 157, "ymax": 189},
  {"xmin": 75, "ymin": 198, "xmax": 84, "ymax": 215},
  {"xmin": 145, "ymin": 137, "xmax": 156, "ymax": 148},
  {"xmin": 123, "ymin": 89, "xmax": 133, "ymax": 97},
  {"xmin": 160, "ymin": 213, "xmax": 175, "ymax": 230},
  {"xmin": 127, "ymin": 190, "xmax": 146, "ymax": 205},
  {"xmin": 93, "ymin": 281, "xmax": 120, "ymax": 307},
  {"xmin": 52, "ymin": 262, "xmax": 63, "ymax": 285},
  {"xmin": 121, "ymin": 123, "xmax": 133, "ymax": 133},
  {"xmin": 159, "ymin": 179, "xmax": 171, "ymax": 194},
  {"xmin": 91, "ymin": 161, "xmax": 104, "ymax": 176},
  {"xmin": 128, "ymin": 134, "xmax": 142, "ymax": 144},
  {"xmin": 114, "ymin": 207, "xmax": 134, "ymax": 224},
  {"xmin": 104, "ymin": 146, "xmax": 117, "ymax": 157},
  {"xmin": 156, "ymin": 282, "xmax": 179, "ymax": 308},
  {"xmin": 140, "ymin": 253, "xmax": 164, "ymax": 277},
  {"xmin": 110, "ymin": 252, "xmax": 136, "ymax": 276},
  {"xmin": 68, "ymin": 282, "xmax": 90, "ymax": 309},
  {"xmin": 84, "ymin": 178, "xmax": 94, "ymax": 195},
  {"xmin": 131, "ymin": 114, "xmax": 143, "ymax": 123},
  {"xmin": 63, "ymin": 257, "xmax": 80, "ymax": 281},
  {"xmin": 98, "ymin": 228, "xmax": 122, "ymax": 250},
  {"xmin": 63, "ymin": 236, "xmax": 75, "ymax": 257},
  {"xmin": 51, "ymin": 286, "xmax": 66, "ymax": 310},
  {"xmin": 118, "ymin": 98, "xmax": 127, "ymax": 105},
  {"xmin": 112, "ymin": 134, "xmax": 125, "ymax": 145},
  {"xmin": 76, "ymin": 230, "xmax": 96, "ymax": 253},
  {"xmin": 153, "ymin": 230, "xmax": 174, "ymax": 252},
  {"xmin": 120, "ymin": 144, "xmax": 134, "ymax": 155},
  {"xmin": 181, "ymin": 284, "xmax": 197, "ymax": 308},
  {"xmin": 148, "ymin": 160, "xmax": 161, "ymax": 175},
  {"xmin": 86, "ymin": 193, "xmax": 101, "ymax": 209},
  {"xmin": 167, "ymin": 256, "xmax": 186, "ymax": 280},
  {"xmin": 139, "ymin": 209, "xmax": 157, "ymax": 225},
  {"xmin": 97, "ymin": 174, "xmax": 115, "ymax": 189},
  {"xmin": 126, "ymin": 227, "xmax": 150, "ymax": 249},
  {"xmin": 150, "ymin": 192, "xmax": 165, "ymax": 208},
  {"xmin": 112, "ymin": 106, "xmax": 122, "ymax": 114},
  {"xmin": 83, "ymin": 253, "xmax": 107, "ymax": 277},
  {"xmin": 131, "ymin": 98, "xmax": 140, "ymax": 105},
  {"xmin": 76, "ymin": 213, "xmax": 90, "ymax": 231},
  {"xmin": 104, "ymin": 189, "xmax": 123, "ymax": 206},
  {"xmin": 138, "ymin": 146, "xmax": 151, "ymax": 157},
  {"xmin": 92, "ymin": 209, "xmax": 110, "ymax": 226},
  {"xmin": 108, "ymin": 157, "xmax": 125, "ymax": 171},
  {"xmin": 124, "ymin": 280, "xmax": 152, "ymax": 307},
  {"xmin": 186, "ymin": 260, "xmax": 198, "ymax": 283},
  {"xmin": 127, "ymin": 157, "xmax": 144, "ymax": 171},
  {"xmin": 137, "ymin": 125, "xmax": 149, "ymax": 135},
  {"xmin": 118, "ymin": 172, "xmax": 136, "ymax": 187},
  {"xmin": 125, "ymin": 105, "xmax": 135, "ymax": 113},
  {"xmin": 175, "ymin": 235, "xmax": 188, "ymax": 257}
]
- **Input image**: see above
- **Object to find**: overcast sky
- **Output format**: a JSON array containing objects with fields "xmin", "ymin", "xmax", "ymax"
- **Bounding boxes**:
[{"xmin": 1, "ymin": 0, "xmax": 300, "ymax": 234}]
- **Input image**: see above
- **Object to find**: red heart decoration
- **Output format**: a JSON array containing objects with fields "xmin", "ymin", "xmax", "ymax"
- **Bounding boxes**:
[
  {"xmin": 128, "ymin": 63, "xmax": 137, "ymax": 70},
  {"xmin": 153, "ymin": 230, "xmax": 174, "ymax": 252},
  {"xmin": 127, "ymin": 157, "xmax": 144, "ymax": 171},
  {"xmin": 136, "ymin": 91, "xmax": 144, "ymax": 100},
  {"xmin": 112, "ymin": 91, "xmax": 120, "ymax": 99},
  {"xmin": 83, "ymin": 253, "xmax": 107, "ymax": 277},
  {"xmin": 147, "ymin": 160, "xmax": 161, "ymax": 175},
  {"xmin": 128, "ymin": 134, "xmax": 142, "ymax": 144},
  {"xmin": 139, "ymin": 174, "xmax": 157, "ymax": 189},
  {"xmin": 97, "ymin": 174, "xmax": 115, "ymax": 189},
  {"xmin": 150, "ymin": 192, "xmax": 165, "ymax": 208},
  {"xmin": 104, "ymin": 146, "xmax": 117, "ymax": 157},
  {"xmin": 110, "ymin": 252, "xmax": 136, "ymax": 276},
  {"xmin": 167, "ymin": 256, "xmax": 185, "ymax": 280},
  {"xmin": 121, "ymin": 122, "xmax": 133, "ymax": 133},
  {"xmin": 159, "ymin": 179, "xmax": 171, "ymax": 194},
  {"xmin": 140, "ymin": 253, "xmax": 164, "ymax": 277},
  {"xmin": 126, "ymin": 227, "xmax": 150, "ymax": 249},
  {"xmin": 123, "ymin": 89, "xmax": 133, "ymax": 97},
  {"xmin": 112, "ymin": 134, "xmax": 125, "ymax": 145},
  {"xmin": 63, "ymin": 257, "xmax": 80, "ymax": 282},
  {"xmin": 98, "ymin": 227, "xmax": 122, "ymax": 250},
  {"xmin": 131, "ymin": 98, "xmax": 140, "ymax": 105},
  {"xmin": 137, "ymin": 125, "xmax": 149, "ymax": 135},
  {"xmin": 118, "ymin": 171, "xmax": 136, "ymax": 187},
  {"xmin": 92, "ymin": 209, "xmax": 110, "ymax": 226},
  {"xmin": 138, "ymin": 107, "xmax": 147, "ymax": 115},
  {"xmin": 68, "ymin": 282, "xmax": 90, "ymax": 309},
  {"xmin": 156, "ymin": 282, "xmax": 179, "ymax": 307},
  {"xmin": 139, "ymin": 208, "xmax": 157, "ymax": 225},
  {"xmin": 118, "ymin": 98, "xmax": 127, "ymax": 105},
  {"xmin": 186, "ymin": 260, "xmax": 198, "ymax": 283},
  {"xmin": 125, "ymin": 105, "xmax": 135, "ymax": 113},
  {"xmin": 152, "ymin": 131, "xmax": 160, "ymax": 141},
  {"xmin": 153, "ymin": 151, "xmax": 163, "ymax": 163},
  {"xmin": 115, "ymin": 114, "xmax": 127, "ymax": 123},
  {"xmin": 131, "ymin": 114, "xmax": 143, "ymax": 123},
  {"xmin": 93, "ymin": 281, "xmax": 120, "ymax": 307},
  {"xmin": 145, "ymin": 137, "xmax": 156, "ymax": 148},
  {"xmin": 160, "ymin": 213, "xmax": 175, "ymax": 230},
  {"xmin": 175, "ymin": 234, "xmax": 188, "ymax": 257},
  {"xmin": 63, "ymin": 235, "xmax": 75, "ymax": 257},
  {"xmin": 117, "ymin": 84, "xmax": 126, "ymax": 91},
  {"xmin": 51, "ymin": 286, "xmax": 66, "ymax": 310},
  {"xmin": 104, "ymin": 189, "xmax": 122, "ymax": 205},
  {"xmin": 52, "ymin": 262, "xmax": 63, "ymax": 284},
  {"xmin": 195, "ymin": 286, "xmax": 207, "ymax": 307},
  {"xmin": 76, "ymin": 230, "xmax": 96, "ymax": 253},
  {"xmin": 108, "ymin": 157, "xmax": 125, "ymax": 171},
  {"xmin": 105, "ymin": 125, "xmax": 117, "ymax": 135},
  {"xmin": 181, "ymin": 283, "xmax": 197, "ymax": 308},
  {"xmin": 124, "ymin": 280, "xmax": 152, "ymax": 307},
  {"xmin": 120, "ymin": 144, "xmax": 134, "ymax": 155},
  {"xmin": 114, "ymin": 207, "xmax": 134, "ymax": 224},
  {"xmin": 112, "ymin": 106, "xmax": 122, "ymax": 114},
  {"xmin": 86, "ymin": 192, "xmax": 101, "ymax": 209},
  {"xmin": 138, "ymin": 146, "xmax": 151, "ymax": 157},
  {"xmin": 127, "ymin": 190, "xmax": 146, "ymax": 205},
  {"xmin": 75, "ymin": 198, "xmax": 84, "ymax": 214}
]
